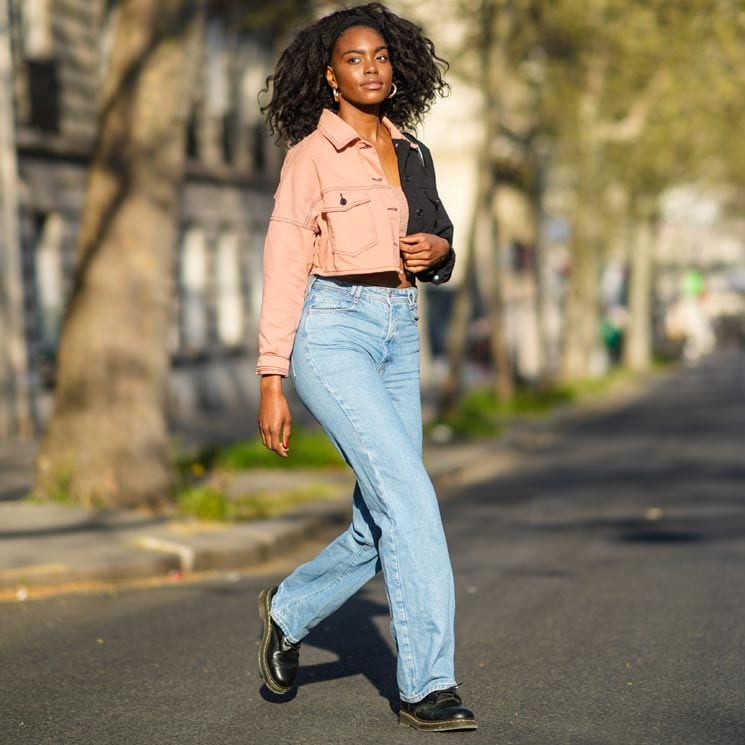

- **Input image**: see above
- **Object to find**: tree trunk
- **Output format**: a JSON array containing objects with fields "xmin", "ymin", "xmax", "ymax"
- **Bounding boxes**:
[
  {"xmin": 527, "ymin": 154, "xmax": 554, "ymax": 386},
  {"xmin": 624, "ymin": 208, "xmax": 656, "ymax": 372},
  {"xmin": 35, "ymin": 0, "xmax": 205, "ymax": 508},
  {"xmin": 439, "ymin": 192, "xmax": 477, "ymax": 417},
  {"xmin": 562, "ymin": 200, "xmax": 601, "ymax": 380},
  {"xmin": 483, "ymin": 182, "xmax": 513, "ymax": 401},
  {"xmin": 561, "ymin": 6, "xmax": 606, "ymax": 382}
]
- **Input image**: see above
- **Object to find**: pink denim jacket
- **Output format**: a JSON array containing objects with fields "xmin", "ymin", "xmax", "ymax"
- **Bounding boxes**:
[{"xmin": 256, "ymin": 109, "xmax": 413, "ymax": 377}]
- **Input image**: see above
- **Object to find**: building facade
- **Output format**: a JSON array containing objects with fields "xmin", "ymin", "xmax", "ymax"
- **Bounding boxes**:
[{"xmin": 1, "ymin": 0, "xmax": 280, "ymax": 437}]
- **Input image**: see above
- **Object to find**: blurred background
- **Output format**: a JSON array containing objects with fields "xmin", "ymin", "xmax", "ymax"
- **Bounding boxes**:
[{"xmin": 1, "ymin": 0, "xmax": 744, "ymax": 507}]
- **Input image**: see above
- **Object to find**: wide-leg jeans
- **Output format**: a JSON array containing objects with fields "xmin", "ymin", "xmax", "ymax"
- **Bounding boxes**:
[{"xmin": 269, "ymin": 277, "xmax": 457, "ymax": 703}]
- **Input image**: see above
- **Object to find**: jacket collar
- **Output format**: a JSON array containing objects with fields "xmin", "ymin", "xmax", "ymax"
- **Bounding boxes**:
[{"xmin": 318, "ymin": 108, "xmax": 418, "ymax": 151}]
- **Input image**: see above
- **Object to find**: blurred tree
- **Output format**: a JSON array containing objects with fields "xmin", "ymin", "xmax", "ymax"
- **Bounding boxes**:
[
  {"xmin": 440, "ymin": 0, "xmax": 545, "ymax": 410},
  {"xmin": 34, "ymin": 0, "xmax": 314, "ymax": 508},
  {"xmin": 595, "ymin": 1, "xmax": 745, "ymax": 371},
  {"xmin": 35, "ymin": 0, "xmax": 207, "ymax": 508},
  {"xmin": 539, "ymin": 0, "xmax": 666, "ymax": 379},
  {"xmin": 241, "ymin": 0, "xmax": 312, "ymax": 36},
  {"xmin": 436, "ymin": 0, "xmax": 745, "ymax": 399}
]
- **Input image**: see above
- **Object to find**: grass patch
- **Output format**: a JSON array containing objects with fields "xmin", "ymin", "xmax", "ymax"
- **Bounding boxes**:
[
  {"xmin": 177, "ymin": 486, "xmax": 232, "ymax": 521},
  {"xmin": 428, "ymin": 369, "xmax": 640, "ymax": 440},
  {"xmin": 173, "ymin": 426, "xmax": 347, "ymax": 521},
  {"xmin": 176, "ymin": 483, "xmax": 339, "ymax": 522},
  {"xmin": 175, "ymin": 425, "xmax": 344, "ymax": 479},
  {"xmin": 215, "ymin": 427, "xmax": 344, "ymax": 470},
  {"xmin": 428, "ymin": 385, "xmax": 577, "ymax": 439}
]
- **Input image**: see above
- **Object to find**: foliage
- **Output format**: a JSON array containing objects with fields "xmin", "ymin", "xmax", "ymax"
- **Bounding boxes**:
[
  {"xmin": 237, "ymin": 0, "xmax": 314, "ymax": 36},
  {"xmin": 177, "ymin": 485, "xmax": 232, "ymax": 521},
  {"xmin": 176, "ymin": 425, "xmax": 345, "ymax": 478},
  {"xmin": 215, "ymin": 427, "xmax": 344, "ymax": 470},
  {"xmin": 438, "ymin": 0, "xmax": 745, "ymax": 382},
  {"xmin": 428, "ymin": 383, "xmax": 574, "ymax": 438},
  {"xmin": 429, "ymin": 368, "xmax": 644, "ymax": 439},
  {"xmin": 176, "ymin": 483, "xmax": 338, "ymax": 522}
]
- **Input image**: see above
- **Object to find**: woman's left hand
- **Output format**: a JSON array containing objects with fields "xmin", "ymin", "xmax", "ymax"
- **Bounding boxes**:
[{"xmin": 400, "ymin": 233, "xmax": 449, "ymax": 274}]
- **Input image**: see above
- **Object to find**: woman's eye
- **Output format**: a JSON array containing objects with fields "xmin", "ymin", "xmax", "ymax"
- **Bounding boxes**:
[
  {"xmin": 377, "ymin": 55, "xmax": 389, "ymax": 62},
  {"xmin": 346, "ymin": 56, "xmax": 360, "ymax": 64}
]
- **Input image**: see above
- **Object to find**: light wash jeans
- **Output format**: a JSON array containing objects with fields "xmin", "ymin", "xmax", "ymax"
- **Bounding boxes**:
[{"xmin": 269, "ymin": 276, "xmax": 457, "ymax": 703}]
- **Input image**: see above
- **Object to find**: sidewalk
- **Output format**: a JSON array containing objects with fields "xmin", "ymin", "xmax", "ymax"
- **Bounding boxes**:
[{"xmin": 0, "ymin": 373, "xmax": 655, "ymax": 598}]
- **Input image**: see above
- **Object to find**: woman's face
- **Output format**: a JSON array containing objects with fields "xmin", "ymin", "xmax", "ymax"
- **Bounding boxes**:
[{"xmin": 325, "ymin": 25, "xmax": 394, "ymax": 109}]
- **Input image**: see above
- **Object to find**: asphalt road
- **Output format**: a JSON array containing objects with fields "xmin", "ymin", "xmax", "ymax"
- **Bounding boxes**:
[{"xmin": 2, "ymin": 351, "xmax": 744, "ymax": 745}]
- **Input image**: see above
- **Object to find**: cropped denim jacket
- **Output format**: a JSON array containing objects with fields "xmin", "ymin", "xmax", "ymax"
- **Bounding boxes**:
[{"xmin": 257, "ymin": 109, "xmax": 455, "ymax": 377}]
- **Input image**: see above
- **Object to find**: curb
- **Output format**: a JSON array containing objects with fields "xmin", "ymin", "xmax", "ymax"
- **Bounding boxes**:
[
  {"xmin": 0, "ymin": 497, "xmax": 353, "ymax": 595},
  {"xmin": 0, "ymin": 370, "xmax": 659, "ymax": 597}
]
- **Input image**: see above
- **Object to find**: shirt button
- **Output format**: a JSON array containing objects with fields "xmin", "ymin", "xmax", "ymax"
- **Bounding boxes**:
[{"xmin": 433, "ymin": 274, "xmax": 440, "ymax": 281}]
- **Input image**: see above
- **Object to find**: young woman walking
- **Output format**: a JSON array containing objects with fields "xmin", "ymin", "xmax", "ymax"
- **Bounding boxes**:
[{"xmin": 256, "ymin": 3, "xmax": 476, "ymax": 731}]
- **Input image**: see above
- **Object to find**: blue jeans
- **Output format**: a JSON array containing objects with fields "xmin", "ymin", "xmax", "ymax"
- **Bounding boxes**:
[{"xmin": 269, "ymin": 277, "xmax": 457, "ymax": 702}]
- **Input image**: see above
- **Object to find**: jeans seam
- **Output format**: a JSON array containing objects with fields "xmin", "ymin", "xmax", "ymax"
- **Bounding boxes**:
[{"xmin": 386, "ymin": 520, "xmax": 418, "ymax": 691}]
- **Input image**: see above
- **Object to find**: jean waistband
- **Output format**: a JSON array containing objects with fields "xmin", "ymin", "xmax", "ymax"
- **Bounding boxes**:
[{"xmin": 310, "ymin": 275, "xmax": 417, "ymax": 303}]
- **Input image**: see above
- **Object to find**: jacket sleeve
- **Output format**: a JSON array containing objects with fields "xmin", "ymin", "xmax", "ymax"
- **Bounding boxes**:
[
  {"xmin": 413, "ymin": 141, "xmax": 456, "ymax": 286},
  {"xmin": 256, "ymin": 147, "xmax": 319, "ymax": 376}
]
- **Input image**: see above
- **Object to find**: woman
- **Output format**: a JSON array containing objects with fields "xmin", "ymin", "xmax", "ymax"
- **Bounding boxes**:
[{"xmin": 256, "ymin": 3, "xmax": 476, "ymax": 732}]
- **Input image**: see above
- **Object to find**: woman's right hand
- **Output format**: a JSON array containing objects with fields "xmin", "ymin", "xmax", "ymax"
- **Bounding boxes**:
[{"xmin": 258, "ymin": 375, "xmax": 292, "ymax": 458}]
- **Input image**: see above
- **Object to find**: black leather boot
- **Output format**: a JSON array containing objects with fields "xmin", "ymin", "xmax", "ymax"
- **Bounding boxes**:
[
  {"xmin": 258, "ymin": 586, "xmax": 300, "ymax": 694},
  {"xmin": 399, "ymin": 688, "xmax": 477, "ymax": 731}
]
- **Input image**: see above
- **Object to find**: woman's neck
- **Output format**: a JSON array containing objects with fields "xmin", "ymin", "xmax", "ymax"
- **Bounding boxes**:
[{"xmin": 337, "ymin": 103, "xmax": 388, "ymax": 144}]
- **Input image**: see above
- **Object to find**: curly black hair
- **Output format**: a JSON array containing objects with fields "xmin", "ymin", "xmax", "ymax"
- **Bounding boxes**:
[{"xmin": 260, "ymin": 3, "xmax": 449, "ymax": 146}]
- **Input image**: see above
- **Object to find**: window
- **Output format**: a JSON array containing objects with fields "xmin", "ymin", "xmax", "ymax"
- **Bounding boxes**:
[
  {"xmin": 215, "ymin": 232, "xmax": 244, "ymax": 347},
  {"xmin": 34, "ymin": 212, "xmax": 65, "ymax": 352},
  {"xmin": 179, "ymin": 227, "xmax": 209, "ymax": 352},
  {"xmin": 21, "ymin": 0, "xmax": 59, "ymax": 132}
]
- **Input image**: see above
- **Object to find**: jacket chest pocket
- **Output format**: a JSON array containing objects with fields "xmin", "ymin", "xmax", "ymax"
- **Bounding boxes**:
[{"xmin": 322, "ymin": 195, "xmax": 377, "ymax": 256}]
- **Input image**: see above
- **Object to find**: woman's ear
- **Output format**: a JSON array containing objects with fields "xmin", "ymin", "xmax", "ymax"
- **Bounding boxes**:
[{"xmin": 325, "ymin": 66, "xmax": 336, "ymax": 90}]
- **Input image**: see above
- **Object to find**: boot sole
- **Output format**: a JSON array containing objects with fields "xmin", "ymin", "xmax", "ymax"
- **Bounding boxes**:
[
  {"xmin": 399, "ymin": 711, "xmax": 478, "ymax": 731},
  {"xmin": 257, "ymin": 587, "xmax": 293, "ymax": 695}
]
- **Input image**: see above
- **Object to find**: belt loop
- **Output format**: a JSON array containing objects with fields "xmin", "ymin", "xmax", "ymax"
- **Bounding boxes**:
[{"xmin": 351, "ymin": 283, "xmax": 363, "ymax": 301}]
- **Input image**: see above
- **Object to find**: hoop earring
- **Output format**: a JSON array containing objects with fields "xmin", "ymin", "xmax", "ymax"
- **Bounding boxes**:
[
  {"xmin": 333, "ymin": 87, "xmax": 340, "ymax": 102},
  {"xmin": 387, "ymin": 83, "xmax": 397, "ymax": 99}
]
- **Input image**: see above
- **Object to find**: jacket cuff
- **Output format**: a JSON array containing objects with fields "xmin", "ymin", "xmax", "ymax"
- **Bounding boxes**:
[
  {"xmin": 256, "ymin": 354, "xmax": 290, "ymax": 377},
  {"xmin": 415, "ymin": 247, "xmax": 456, "ymax": 285}
]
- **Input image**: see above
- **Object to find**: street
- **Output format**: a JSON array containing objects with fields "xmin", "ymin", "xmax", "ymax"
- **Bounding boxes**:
[{"xmin": 2, "ymin": 351, "xmax": 744, "ymax": 745}]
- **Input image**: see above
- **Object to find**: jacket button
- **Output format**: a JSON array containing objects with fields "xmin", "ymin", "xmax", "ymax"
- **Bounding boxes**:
[
  {"xmin": 404, "ymin": 175, "xmax": 411, "ymax": 182},
  {"xmin": 433, "ymin": 274, "xmax": 440, "ymax": 281},
  {"xmin": 416, "ymin": 209, "xmax": 423, "ymax": 217}
]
